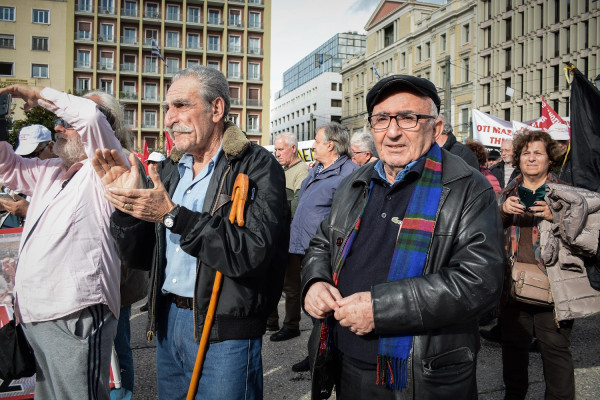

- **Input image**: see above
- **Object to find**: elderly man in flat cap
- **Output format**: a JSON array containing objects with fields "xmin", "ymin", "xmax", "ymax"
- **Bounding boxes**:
[{"xmin": 301, "ymin": 75, "xmax": 504, "ymax": 399}]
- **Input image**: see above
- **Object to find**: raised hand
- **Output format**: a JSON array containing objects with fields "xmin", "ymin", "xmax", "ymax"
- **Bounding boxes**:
[
  {"xmin": 93, "ymin": 149, "xmax": 143, "ymax": 190},
  {"xmin": 0, "ymin": 85, "xmax": 45, "ymax": 112}
]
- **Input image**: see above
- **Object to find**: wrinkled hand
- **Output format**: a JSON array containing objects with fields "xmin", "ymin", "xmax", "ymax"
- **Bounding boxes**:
[
  {"xmin": 93, "ymin": 149, "xmax": 144, "ymax": 190},
  {"xmin": 502, "ymin": 195, "xmax": 526, "ymax": 215},
  {"xmin": 334, "ymin": 292, "xmax": 375, "ymax": 336},
  {"xmin": 0, "ymin": 196, "xmax": 29, "ymax": 218},
  {"xmin": 0, "ymin": 85, "xmax": 44, "ymax": 112},
  {"xmin": 529, "ymin": 200, "xmax": 553, "ymax": 221},
  {"xmin": 304, "ymin": 281, "xmax": 342, "ymax": 319}
]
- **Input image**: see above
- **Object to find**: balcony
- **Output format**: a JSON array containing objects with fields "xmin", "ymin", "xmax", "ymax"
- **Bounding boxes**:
[
  {"xmin": 98, "ymin": 62, "xmax": 115, "ymax": 71},
  {"xmin": 74, "ymin": 61, "xmax": 92, "ymax": 70},
  {"xmin": 75, "ymin": 3, "xmax": 93, "ymax": 13},
  {"xmin": 248, "ymin": 23, "xmax": 263, "ymax": 30},
  {"xmin": 120, "ymin": 91, "xmax": 138, "ymax": 100},
  {"xmin": 228, "ymin": 19, "xmax": 243, "ymax": 29},
  {"xmin": 124, "ymin": 121, "xmax": 136, "ymax": 129},
  {"xmin": 142, "ymin": 122, "xmax": 158, "ymax": 129},
  {"xmin": 121, "ymin": 36, "xmax": 138, "ymax": 46},
  {"xmin": 228, "ymin": 45, "xmax": 243, "ymax": 54},
  {"xmin": 99, "ymin": 6, "xmax": 116, "ymax": 15},
  {"xmin": 165, "ymin": 40, "xmax": 181, "ymax": 49},
  {"xmin": 165, "ymin": 12, "xmax": 182, "ymax": 23},
  {"xmin": 207, "ymin": 44, "xmax": 221, "ymax": 53},
  {"xmin": 120, "ymin": 63, "xmax": 137, "ymax": 73},
  {"xmin": 247, "ymin": 99, "xmax": 262, "ymax": 107},
  {"xmin": 247, "ymin": 74, "xmax": 262, "ymax": 82},
  {"xmin": 121, "ymin": 8, "xmax": 138, "ymax": 18},
  {"xmin": 98, "ymin": 35, "xmax": 115, "ymax": 44},
  {"xmin": 247, "ymin": 47, "xmax": 263, "ymax": 56},
  {"xmin": 186, "ymin": 44, "xmax": 203, "ymax": 53},
  {"xmin": 75, "ymin": 31, "xmax": 92, "ymax": 41},
  {"xmin": 248, "ymin": 0, "xmax": 264, "ymax": 5},
  {"xmin": 230, "ymin": 97, "xmax": 242, "ymax": 106},
  {"xmin": 207, "ymin": 18, "xmax": 224, "ymax": 27},
  {"xmin": 227, "ymin": 72, "xmax": 243, "ymax": 80},
  {"xmin": 145, "ymin": 65, "xmax": 158, "ymax": 74},
  {"xmin": 144, "ymin": 10, "xmax": 161, "ymax": 19}
]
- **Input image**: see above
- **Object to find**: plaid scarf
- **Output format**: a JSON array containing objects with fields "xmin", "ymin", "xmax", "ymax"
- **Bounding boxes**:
[{"xmin": 322, "ymin": 143, "xmax": 443, "ymax": 391}]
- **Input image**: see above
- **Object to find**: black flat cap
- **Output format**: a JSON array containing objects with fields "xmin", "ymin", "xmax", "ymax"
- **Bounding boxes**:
[
  {"xmin": 366, "ymin": 75, "xmax": 441, "ymax": 115},
  {"xmin": 488, "ymin": 149, "xmax": 501, "ymax": 160}
]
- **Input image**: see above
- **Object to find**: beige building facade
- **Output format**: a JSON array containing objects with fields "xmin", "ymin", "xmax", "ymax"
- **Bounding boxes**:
[{"xmin": 0, "ymin": 0, "xmax": 72, "ymax": 120}]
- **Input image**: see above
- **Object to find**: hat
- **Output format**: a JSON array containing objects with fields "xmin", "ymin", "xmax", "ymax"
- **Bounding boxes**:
[
  {"xmin": 15, "ymin": 125, "xmax": 52, "ymax": 156},
  {"xmin": 488, "ymin": 149, "xmax": 501, "ymax": 161},
  {"xmin": 147, "ymin": 151, "xmax": 166, "ymax": 163},
  {"xmin": 547, "ymin": 124, "xmax": 570, "ymax": 141},
  {"xmin": 366, "ymin": 75, "xmax": 441, "ymax": 115}
]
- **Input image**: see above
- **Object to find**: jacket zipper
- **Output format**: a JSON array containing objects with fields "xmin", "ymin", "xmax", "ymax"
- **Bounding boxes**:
[
  {"xmin": 147, "ymin": 230, "xmax": 161, "ymax": 341},
  {"xmin": 332, "ymin": 185, "xmax": 368, "ymax": 272}
]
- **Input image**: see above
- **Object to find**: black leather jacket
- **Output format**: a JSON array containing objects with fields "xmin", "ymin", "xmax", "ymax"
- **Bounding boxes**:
[
  {"xmin": 302, "ymin": 150, "xmax": 504, "ymax": 399},
  {"xmin": 111, "ymin": 123, "xmax": 289, "ymax": 342}
]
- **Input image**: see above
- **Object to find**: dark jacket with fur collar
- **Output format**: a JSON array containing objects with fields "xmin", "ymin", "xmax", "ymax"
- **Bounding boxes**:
[{"xmin": 111, "ymin": 122, "xmax": 289, "ymax": 342}]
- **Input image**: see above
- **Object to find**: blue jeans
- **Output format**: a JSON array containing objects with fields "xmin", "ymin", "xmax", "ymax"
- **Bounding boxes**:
[
  {"xmin": 111, "ymin": 305, "xmax": 134, "ymax": 400},
  {"xmin": 156, "ymin": 301, "xmax": 263, "ymax": 400}
]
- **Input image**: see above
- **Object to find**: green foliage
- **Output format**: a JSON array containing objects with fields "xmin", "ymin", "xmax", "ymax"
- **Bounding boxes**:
[{"xmin": 10, "ymin": 106, "xmax": 57, "ymax": 149}]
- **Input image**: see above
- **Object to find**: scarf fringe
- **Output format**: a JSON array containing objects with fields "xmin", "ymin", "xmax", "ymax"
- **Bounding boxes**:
[{"xmin": 376, "ymin": 355, "xmax": 408, "ymax": 390}]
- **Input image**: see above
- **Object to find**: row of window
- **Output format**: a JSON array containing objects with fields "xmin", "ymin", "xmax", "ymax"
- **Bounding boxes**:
[
  {"xmin": 0, "ymin": 34, "xmax": 48, "ymax": 50},
  {"xmin": 272, "ymin": 103, "xmax": 318, "ymax": 127},
  {"xmin": 75, "ymin": 1, "xmax": 263, "ymax": 27},
  {"xmin": 0, "ymin": 7, "xmax": 49, "ymax": 23},
  {"xmin": 0, "ymin": 62, "xmax": 49, "ymax": 78},
  {"xmin": 121, "ymin": 109, "xmax": 261, "ymax": 131}
]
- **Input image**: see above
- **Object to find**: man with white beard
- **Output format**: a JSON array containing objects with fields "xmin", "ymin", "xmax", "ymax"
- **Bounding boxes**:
[{"xmin": 0, "ymin": 84, "xmax": 128, "ymax": 400}]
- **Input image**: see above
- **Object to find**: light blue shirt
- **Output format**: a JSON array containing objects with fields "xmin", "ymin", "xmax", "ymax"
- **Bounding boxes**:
[
  {"xmin": 162, "ymin": 145, "xmax": 223, "ymax": 297},
  {"xmin": 374, "ymin": 158, "xmax": 420, "ymax": 184}
]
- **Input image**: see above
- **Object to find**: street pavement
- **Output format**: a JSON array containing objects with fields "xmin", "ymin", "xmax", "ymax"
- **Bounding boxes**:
[{"xmin": 129, "ymin": 299, "xmax": 600, "ymax": 399}]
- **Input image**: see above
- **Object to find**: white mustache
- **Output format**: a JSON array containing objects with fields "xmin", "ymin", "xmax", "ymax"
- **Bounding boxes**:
[{"xmin": 166, "ymin": 124, "xmax": 193, "ymax": 135}]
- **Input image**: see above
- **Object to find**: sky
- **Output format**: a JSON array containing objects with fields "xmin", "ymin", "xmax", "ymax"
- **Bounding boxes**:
[{"xmin": 270, "ymin": 0, "xmax": 378, "ymax": 98}]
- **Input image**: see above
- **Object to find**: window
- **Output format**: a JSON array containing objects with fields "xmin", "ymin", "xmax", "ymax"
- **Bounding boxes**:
[
  {"xmin": 123, "ymin": 1, "xmax": 137, "ymax": 17},
  {"xmin": 229, "ymin": 35, "xmax": 241, "ymax": 52},
  {"xmin": 207, "ymin": 60, "xmax": 220, "ymax": 70},
  {"xmin": 208, "ymin": 36, "xmax": 220, "ymax": 51},
  {"xmin": 425, "ymin": 42, "xmax": 430, "ymax": 59},
  {"xmin": 462, "ymin": 23, "xmax": 470, "ymax": 44},
  {"xmin": 145, "ymin": 29, "xmax": 158, "ymax": 46},
  {"xmin": 208, "ymin": 9, "xmax": 220, "ymax": 25},
  {"xmin": 331, "ymin": 99, "xmax": 342, "ymax": 107},
  {"xmin": 76, "ymin": 78, "xmax": 90, "ymax": 92},
  {"xmin": 463, "ymin": 57, "xmax": 469, "ymax": 82},
  {"xmin": 123, "ymin": 28, "xmax": 137, "ymax": 45},
  {"xmin": 77, "ymin": 50, "xmax": 91, "ymax": 68},
  {"xmin": 32, "ymin": 9, "xmax": 49, "ymax": 24},
  {"xmin": 100, "ymin": 79, "xmax": 113, "ymax": 95},
  {"xmin": 100, "ymin": 24, "xmax": 114, "ymax": 42},
  {"xmin": 100, "ymin": 51, "xmax": 114, "ymax": 70},
  {"xmin": 166, "ymin": 58, "xmax": 179, "ymax": 74},
  {"xmin": 229, "ymin": 113, "xmax": 239, "ymax": 126},
  {"xmin": 248, "ymin": 63, "xmax": 260, "ymax": 80},
  {"xmin": 384, "ymin": 24, "xmax": 394, "ymax": 47},
  {"xmin": 331, "ymin": 82, "xmax": 337, "ymax": 91},
  {"xmin": 504, "ymin": 78, "xmax": 512, "ymax": 101},
  {"xmin": 248, "ymin": 88, "xmax": 259, "ymax": 106},
  {"xmin": 505, "ymin": 48, "xmax": 512, "ymax": 71},
  {"xmin": 0, "ymin": 62, "xmax": 13, "ymax": 76},
  {"xmin": 166, "ymin": 31, "xmax": 179, "ymax": 48},
  {"xmin": 553, "ymin": 65, "xmax": 560, "ymax": 91},
  {"xmin": 483, "ymin": 83, "xmax": 490, "ymax": 105},
  {"xmin": 32, "ymin": 64, "xmax": 48, "ymax": 78},
  {"xmin": 227, "ymin": 61, "xmax": 240, "ymax": 78},
  {"xmin": 122, "ymin": 81, "xmax": 136, "ymax": 97},
  {"xmin": 229, "ymin": 10, "xmax": 241, "ymax": 26},
  {"xmin": 187, "ymin": 33, "xmax": 200, "ymax": 49},
  {"xmin": 187, "ymin": 59, "xmax": 199, "ymax": 67},
  {"xmin": 122, "ymin": 54, "xmax": 136, "ymax": 71},
  {"xmin": 166, "ymin": 5, "xmax": 180, "ymax": 21},
  {"xmin": 78, "ymin": 22, "xmax": 91, "ymax": 40},
  {"xmin": 100, "ymin": 0, "xmax": 114, "ymax": 14},
  {"xmin": 460, "ymin": 107, "xmax": 470, "ymax": 131},
  {"xmin": 0, "ymin": 7, "xmax": 15, "ymax": 21},
  {"xmin": 188, "ymin": 7, "xmax": 200, "ymax": 23},
  {"xmin": 247, "ymin": 114, "xmax": 259, "ymax": 131},
  {"xmin": 0, "ymin": 34, "xmax": 14, "ymax": 49},
  {"xmin": 145, "ymin": 3, "xmax": 159, "ymax": 18},
  {"xmin": 504, "ymin": 108, "xmax": 511, "ymax": 121},
  {"xmin": 145, "ymin": 56, "xmax": 157, "ymax": 73},
  {"xmin": 505, "ymin": 17, "xmax": 512, "ymax": 41},
  {"xmin": 440, "ymin": 33, "xmax": 446, "ymax": 52},
  {"xmin": 143, "ymin": 110, "xmax": 157, "ymax": 128},
  {"xmin": 77, "ymin": 0, "xmax": 92, "ymax": 12},
  {"xmin": 124, "ymin": 109, "xmax": 135, "ymax": 127},
  {"xmin": 249, "ymin": 12, "xmax": 261, "ymax": 29},
  {"xmin": 144, "ymin": 83, "xmax": 157, "ymax": 100},
  {"xmin": 248, "ymin": 37, "xmax": 260, "ymax": 54},
  {"xmin": 230, "ymin": 87, "xmax": 240, "ymax": 103}
]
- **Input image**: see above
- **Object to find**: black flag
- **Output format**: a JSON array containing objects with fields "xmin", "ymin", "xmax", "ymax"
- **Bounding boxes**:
[{"xmin": 560, "ymin": 66, "xmax": 600, "ymax": 192}]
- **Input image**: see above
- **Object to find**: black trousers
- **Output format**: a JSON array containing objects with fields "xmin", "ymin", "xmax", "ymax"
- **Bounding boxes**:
[{"xmin": 500, "ymin": 303, "xmax": 575, "ymax": 400}]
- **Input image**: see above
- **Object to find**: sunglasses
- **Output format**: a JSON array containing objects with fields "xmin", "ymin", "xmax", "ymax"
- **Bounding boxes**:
[
  {"xmin": 24, "ymin": 142, "xmax": 49, "ymax": 159},
  {"xmin": 53, "ymin": 119, "xmax": 73, "ymax": 129}
]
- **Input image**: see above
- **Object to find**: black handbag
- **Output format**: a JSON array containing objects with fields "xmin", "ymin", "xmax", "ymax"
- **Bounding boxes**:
[{"xmin": 0, "ymin": 319, "xmax": 36, "ymax": 381}]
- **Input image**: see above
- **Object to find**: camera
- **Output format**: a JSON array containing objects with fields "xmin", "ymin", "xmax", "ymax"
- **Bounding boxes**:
[{"xmin": 0, "ymin": 93, "xmax": 10, "ymax": 142}]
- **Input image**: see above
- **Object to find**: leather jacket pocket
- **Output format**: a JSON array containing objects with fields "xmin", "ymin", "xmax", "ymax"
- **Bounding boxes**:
[{"xmin": 421, "ymin": 346, "xmax": 475, "ymax": 384}]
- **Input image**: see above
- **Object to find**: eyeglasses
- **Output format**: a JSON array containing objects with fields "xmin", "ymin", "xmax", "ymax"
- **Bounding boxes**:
[
  {"xmin": 368, "ymin": 113, "xmax": 437, "ymax": 131},
  {"xmin": 53, "ymin": 119, "xmax": 73, "ymax": 129},
  {"xmin": 352, "ymin": 151, "xmax": 365, "ymax": 157},
  {"xmin": 24, "ymin": 142, "xmax": 49, "ymax": 159}
]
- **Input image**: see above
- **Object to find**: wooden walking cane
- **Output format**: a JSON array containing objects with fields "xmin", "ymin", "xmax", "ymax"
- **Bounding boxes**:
[{"xmin": 186, "ymin": 173, "xmax": 250, "ymax": 400}]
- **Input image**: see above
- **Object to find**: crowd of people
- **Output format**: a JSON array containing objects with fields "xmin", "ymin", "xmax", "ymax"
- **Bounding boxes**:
[{"xmin": 0, "ymin": 68, "xmax": 597, "ymax": 400}]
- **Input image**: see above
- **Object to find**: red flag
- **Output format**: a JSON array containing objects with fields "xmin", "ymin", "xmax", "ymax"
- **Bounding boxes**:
[
  {"xmin": 541, "ymin": 97, "xmax": 569, "ymax": 136},
  {"xmin": 165, "ymin": 131, "xmax": 173, "ymax": 157},
  {"xmin": 142, "ymin": 140, "xmax": 149, "ymax": 175}
]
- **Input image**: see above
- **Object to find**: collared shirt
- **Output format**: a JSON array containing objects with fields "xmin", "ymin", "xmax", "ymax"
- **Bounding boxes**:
[
  {"xmin": 374, "ymin": 158, "xmax": 419, "ymax": 184},
  {"xmin": 0, "ymin": 87, "xmax": 128, "ymax": 323},
  {"xmin": 162, "ymin": 146, "xmax": 223, "ymax": 297}
]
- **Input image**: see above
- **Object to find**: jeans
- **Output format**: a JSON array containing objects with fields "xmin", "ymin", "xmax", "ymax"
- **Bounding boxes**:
[
  {"xmin": 111, "ymin": 305, "xmax": 134, "ymax": 400},
  {"xmin": 156, "ymin": 301, "xmax": 263, "ymax": 400}
]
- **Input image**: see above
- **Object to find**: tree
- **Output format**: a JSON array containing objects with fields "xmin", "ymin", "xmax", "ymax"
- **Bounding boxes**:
[{"xmin": 9, "ymin": 107, "xmax": 57, "ymax": 149}]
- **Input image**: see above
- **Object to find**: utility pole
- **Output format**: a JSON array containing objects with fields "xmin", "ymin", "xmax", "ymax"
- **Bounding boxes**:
[{"xmin": 444, "ymin": 56, "xmax": 451, "ymax": 123}]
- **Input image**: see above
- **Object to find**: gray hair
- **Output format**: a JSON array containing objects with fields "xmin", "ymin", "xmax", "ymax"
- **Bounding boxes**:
[
  {"xmin": 317, "ymin": 122, "xmax": 351, "ymax": 157},
  {"xmin": 83, "ymin": 91, "xmax": 132, "ymax": 149},
  {"xmin": 350, "ymin": 131, "xmax": 378, "ymax": 157},
  {"xmin": 171, "ymin": 65, "xmax": 230, "ymax": 119},
  {"xmin": 274, "ymin": 132, "xmax": 298, "ymax": 148},
  {"xmin": 439, "ymin": 113, "xmax": 452, "ymax": 135}
]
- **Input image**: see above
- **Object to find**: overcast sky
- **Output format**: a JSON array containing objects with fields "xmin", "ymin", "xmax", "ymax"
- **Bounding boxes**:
[{"xmin": 270, "ymin": 0, "xmax": 377, "ymax": 98}]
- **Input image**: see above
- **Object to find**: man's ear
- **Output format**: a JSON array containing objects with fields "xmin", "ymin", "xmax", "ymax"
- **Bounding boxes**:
[
  {"xmin": 212, "ymin": 97, "xmax": 226, "ymax": 123},
  {"xmin": 432, "ymin": 118, "xmax": 444, "ymax": 143}
]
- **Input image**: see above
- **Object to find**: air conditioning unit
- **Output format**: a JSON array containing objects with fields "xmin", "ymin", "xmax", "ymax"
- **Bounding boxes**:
[{"xmin": 98, "ymin": 37, "xmax": 105, "ymax": 42}]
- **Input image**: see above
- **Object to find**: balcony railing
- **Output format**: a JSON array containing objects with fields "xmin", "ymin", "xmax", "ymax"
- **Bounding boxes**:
[
  {"xmin": 227, "ymin": 72, "xmax": 242, "ymax": 79},
  {"xmin": 165, "ymin": 12, "xmax": 182, "ymax": 22},
  {"xmin": 228, "ymin": 45, "xmax": 242, "ymax": 53},
  {"xmin": 99, "ymin": 6, "xmax": 116, "ymax": 15},
  {"xmin": 124, "ymin": 121, "xmax": 136, "ymax": 128},
  {"xmin": 142, "ymin": 122, "xmax": 157, "ymax": 129},
  {"xmin": 76, "ymin": 31, "xmax": 92, "ymax": 40},
  {"xmin": 145, "ymin": 66, "xmax": 158, "ymax": 73},
  {"xmin": 165, "ymin": 40, "xmax": 180, "ymax": 48},
  {"xmin": 121, "ymin": 36, "xmax": 138, "ymax": 45},
  {"xmin": 74, "ymin": 61, "xmax": 92, "ymax": 69},
  {"xmin": 207, "ymin": 18, "xmax": 224, "ymax": 26},
  {"xmin": 120, "ymin": 91, "xmax": 137, "ymax": 100},
  {"xmin": 246, "ymin": 99, "xmax": 262, "ymax": 107},
  {"xmin": 248, "ymin": 22, "xmax": 263, "ymax": 29},
  {"xmin": 144, "ymin": 10, "xmax": 161, "ymax": 19},
  {"xmin": 98, "ymin": 35, "xmax": 115, "ymax": 43},
  {"xmin": 121, "ymin": 63, "xmax": 137, "ymax": 72},
  {"xmin": 248, "ymin": 47, "xmax": 263, "ymax": 55},
  {"xmin": 98, "ymin": 62, "xmax": 115, "ymax": 71},
  {"xmin": 247, "ymin": 74, "xmax": 262, "ymax": 81},
  {"xmin": 230, "ymin": 97, "xmax": 242, "ymax": 105},
  {"xmin": 228, "ymin": 18, "xmax": 242, "ymax": 27},
  {"xmin": 143, "ymin": 94, "xmax": 158, "ymax": 101},
  {"xmin": 207, "ymin": 44, "xmax": 221, "ymax": 52},
  {"xmin": 248, "ymin": 0, "xmax": 263, "ymax": 4},
  {"xmin": 121, "ymin": 8, "xmax": 138, "ymax": 17},
  {"xmin": 75, "ymin": 3, "xmax": 92, "ymax": 12},
  {"xmin": 187, "ymin": 43, "xmax": 202, "ymax": 51}
]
